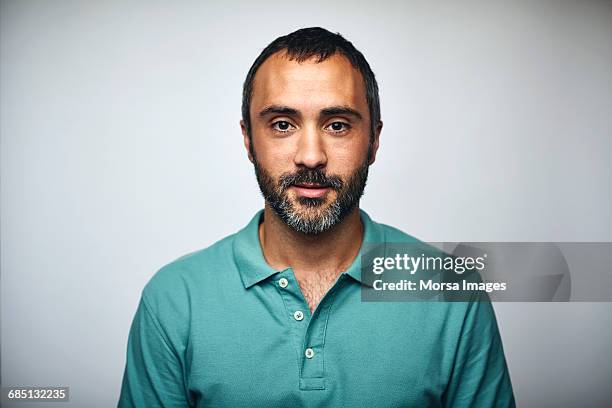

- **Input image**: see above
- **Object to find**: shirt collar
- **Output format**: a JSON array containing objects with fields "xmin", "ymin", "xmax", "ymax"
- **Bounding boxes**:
[{"xmin": 232, "ymin": 209, "xmax": 385, "ymax": 289}]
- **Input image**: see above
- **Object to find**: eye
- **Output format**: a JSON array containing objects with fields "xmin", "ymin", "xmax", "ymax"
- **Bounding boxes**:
[
  {"xmin": 272, "ymin": 120, "xmax": 295, "ymax": 133},
  {"xmin": 326, "ymin": 121, "xmax": 350, "ymax": 134}
]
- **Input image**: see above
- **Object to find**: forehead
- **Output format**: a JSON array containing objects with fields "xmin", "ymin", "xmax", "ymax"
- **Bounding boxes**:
[{"xmin": 250, "ymin": 51, "xmax": 368, "ymax": 114}]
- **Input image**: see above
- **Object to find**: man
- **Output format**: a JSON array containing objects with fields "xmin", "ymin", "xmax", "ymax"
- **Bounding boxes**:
[{"xmin": 119, "ymin": 27, "xmax": 514, "ymax": 407}]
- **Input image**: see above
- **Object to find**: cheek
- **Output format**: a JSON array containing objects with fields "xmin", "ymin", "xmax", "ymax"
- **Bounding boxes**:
[
  {"xmin": 252, "ymin": 136, "xmax": 295, "ymax": 173},
  {"xmin": 326, "ymin": 139, "xmax": 370, "ymax": 174}
]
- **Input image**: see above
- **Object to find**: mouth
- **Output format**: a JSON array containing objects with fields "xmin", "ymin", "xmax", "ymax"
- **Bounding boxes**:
[{"xmin": 290, "ymin": 182, "xmax": 331, "ymax": 199}]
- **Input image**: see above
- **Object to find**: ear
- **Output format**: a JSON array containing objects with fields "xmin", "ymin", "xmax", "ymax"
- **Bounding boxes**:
[
  {"xmin": 240, "ymin": 120, "xmax": 254, "ymax": 163},
  {"xmin": 368, "ymin": 120, "xmax": 383, "ymax": 165}
]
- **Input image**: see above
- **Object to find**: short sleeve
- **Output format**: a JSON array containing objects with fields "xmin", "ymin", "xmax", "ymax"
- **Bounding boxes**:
[
  {"xmin": 118, "ymin": 296, "xmax": 190, "ymax": 407},
  {"xmin": 442, "ymin": 294, "xmax": 515, "ymax": 407}
]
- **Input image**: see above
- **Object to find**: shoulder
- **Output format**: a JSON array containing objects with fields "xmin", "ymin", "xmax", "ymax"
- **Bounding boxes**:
[
  {"xmin": 378, "ymin": 222, "xmax": 421, "ymax": 243},
  {"xmin": 363, "ymin": 210, "xmax": 421, "ymax": 243},
  {"xmin": 141, "ymin": 232, "xmax": 238, "ymax": 311}
]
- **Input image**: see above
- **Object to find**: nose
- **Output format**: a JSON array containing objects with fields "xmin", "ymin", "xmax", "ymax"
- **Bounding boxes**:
[{"xmin": 293, "ymin": 125, "xmax": 327, "ymax": 169}]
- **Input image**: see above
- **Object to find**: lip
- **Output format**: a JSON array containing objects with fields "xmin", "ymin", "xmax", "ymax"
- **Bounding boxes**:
[{"xmin": 291, "ymin": 183, "xmax": 330, "ymax": 199}]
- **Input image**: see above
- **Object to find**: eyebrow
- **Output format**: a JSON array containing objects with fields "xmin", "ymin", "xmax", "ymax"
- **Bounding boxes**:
[
  {"xmin": 320, "ymin": 106, "xmax": 363, "ymax": 120},
  {"xmin": 258, "ymin": 105, "xmax": 363, "ymax": 120},
  {"xmin": 258, "ymin": 106, "xmax": 298, "ymax": 118}
]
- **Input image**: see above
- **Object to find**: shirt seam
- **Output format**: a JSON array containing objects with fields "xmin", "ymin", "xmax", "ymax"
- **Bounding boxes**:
[
  {"xmin": 321, "ymin": 277, "xmax": 347, "ymax": 383},
  {"xmin": 141, "ymin": 293, "xmax": 183, "ymax": 363}
]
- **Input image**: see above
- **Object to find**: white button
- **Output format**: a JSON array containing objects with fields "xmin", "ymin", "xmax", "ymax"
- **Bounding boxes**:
[
  {"xmin": 294, "ymin": 310, "xmax": 304, "ymax": 321},
  {"xmin": 278, "ymin": 278, "xmax": 288, "ymax": 288},
  {"xmin": 304, "ymin": 348, "xmax": 315, "ymax": 359}
]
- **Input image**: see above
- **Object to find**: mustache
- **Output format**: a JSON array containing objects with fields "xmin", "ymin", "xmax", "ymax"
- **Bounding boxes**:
[{"xmin": 278, "ymin": 168, "xmax": 343, "ymax": 191}]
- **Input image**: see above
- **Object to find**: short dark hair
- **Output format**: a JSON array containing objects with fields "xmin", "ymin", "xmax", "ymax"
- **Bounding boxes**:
[{"xmin": 241, "ymin": 27, "xmax": 381, "ymax": 143}]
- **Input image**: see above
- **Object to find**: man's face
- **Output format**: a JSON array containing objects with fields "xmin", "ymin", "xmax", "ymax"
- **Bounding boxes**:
[{"xmin": 241, "ymin": 51, "xmax": 381, "ymax": 234}]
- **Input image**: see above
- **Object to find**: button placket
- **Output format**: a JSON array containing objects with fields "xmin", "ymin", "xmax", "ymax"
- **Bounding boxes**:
[
  {"xmin": 274, "ymin": 270, "xmax": 313, "ymax": 377},
  {"xmin": 276, "ymin": 270, "xmax": 348, "ymax": 391},
  {"xmin": 298, "ymin": 275, "xmax": 348, "ymax": 390}
]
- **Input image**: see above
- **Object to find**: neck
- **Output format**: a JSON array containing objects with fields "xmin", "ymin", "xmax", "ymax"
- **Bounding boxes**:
[{"xmin": 258, "ymin": 205, "xmax": 364, "ymax": 275}]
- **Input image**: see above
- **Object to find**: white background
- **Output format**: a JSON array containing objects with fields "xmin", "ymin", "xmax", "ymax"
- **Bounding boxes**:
[{"xmin": 2, "ymin": 1, "xmax": 611, "ymax": 406}]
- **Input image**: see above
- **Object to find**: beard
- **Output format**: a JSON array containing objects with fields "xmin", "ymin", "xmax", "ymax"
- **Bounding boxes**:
[{"xmin": 253, "ymin": 158, "xmax": 370, "ymax": 235}]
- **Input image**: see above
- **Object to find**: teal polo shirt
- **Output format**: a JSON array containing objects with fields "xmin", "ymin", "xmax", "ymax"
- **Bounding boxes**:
[{"xmin": 119, "ymin": 210, "xmax": 514, "ymax": 407}]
